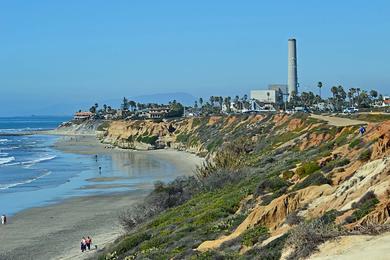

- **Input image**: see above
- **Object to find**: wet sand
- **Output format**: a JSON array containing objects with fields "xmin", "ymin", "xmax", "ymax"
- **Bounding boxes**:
[
  {"xmin": 0, "ymin": 135, "xmax": 204, "ymax": 260},
  {"xmin": 0, "ymin": 192, "xmax": 146, "ymax": 260}
]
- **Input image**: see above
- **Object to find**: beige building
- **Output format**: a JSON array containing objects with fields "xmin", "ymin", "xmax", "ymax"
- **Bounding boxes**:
[{"xmin": 250, "ymin": 90, "xmax": 280, "ymax": 104}]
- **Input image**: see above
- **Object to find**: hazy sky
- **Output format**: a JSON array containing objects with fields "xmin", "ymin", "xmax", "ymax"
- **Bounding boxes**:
[{"xmin": 1, "ymin": 0, "xmax": 389, "ymax": 116}]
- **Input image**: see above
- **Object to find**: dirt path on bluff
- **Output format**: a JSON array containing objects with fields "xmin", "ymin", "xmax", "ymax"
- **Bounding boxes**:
[
  {"xmin": 310, "ymin": 114, "xmax": 367, "ymax": 127},
  {"xmin": 309, "ymin": 232, "xmax": 390, "ymax": 260}
]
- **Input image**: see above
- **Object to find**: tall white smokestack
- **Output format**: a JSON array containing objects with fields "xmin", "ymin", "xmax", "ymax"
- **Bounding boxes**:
[{"xmin": 287, "ymin": 38, "xmax": 298, "ymax": 101}]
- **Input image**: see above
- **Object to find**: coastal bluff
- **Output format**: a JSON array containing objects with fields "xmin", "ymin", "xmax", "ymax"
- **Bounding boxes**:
[{"xmin": 91, "ymin": 114, "xmax": 390, "ymax": 259}]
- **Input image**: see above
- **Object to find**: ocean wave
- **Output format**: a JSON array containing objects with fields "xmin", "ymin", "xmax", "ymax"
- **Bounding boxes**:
[
  {"xmin": 0, "ymin": 157, "xmax": 15, "ymax": 165},
  {"xmin": 22, "ymin": 155, "xmax": 57, "ymax": 165},
  {"xmin": 0, "ymin": 139, "xmax": 9, "ymax": 143},
  {"xmin": 0, "ymin": 152, "xmax": 9, "ymax": 157},
  {"xmin": 0, "ymin": 127, "xmax": 49, "ymax": 134},
  {"xmin": 0, "ymin": 146, "xmax": 20, "ymax": 150},
  {"xmin": 0, "ymin": 171, "xmax": 51, "ymax": 190},
  {"xmin": 2, "ymin": 155, "xmax": 57, "ymax": 167}
]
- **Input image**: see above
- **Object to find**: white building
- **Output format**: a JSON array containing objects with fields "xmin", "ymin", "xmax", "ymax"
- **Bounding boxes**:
[
  {"xmin": 250, "ymin": 90, "xmax": 280, "ymax": 104},
  {"xmin": 383, "ymin": 96, "xmax": 390, "ymax": 107}
]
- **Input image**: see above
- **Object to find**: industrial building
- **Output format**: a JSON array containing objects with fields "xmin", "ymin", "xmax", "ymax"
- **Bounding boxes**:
[
  {"xmin": 250, "ymin": 90, "xmax": 283, "ymax": 105},
  {"xmin": 269, "ymin": 84, "xmax": 288, "ymax": 95},
  {"xmin": 287, "ymin": 38, "xmax": 298, "ymax": 100},
  {"xmin": 251, "ymin": 39, "xmax": 299, "ymax": 106}
]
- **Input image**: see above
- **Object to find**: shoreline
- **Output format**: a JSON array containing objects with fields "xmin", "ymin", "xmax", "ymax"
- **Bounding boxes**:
[
  {"xmin": 0, "ymin": 133, "xmax": 204, "ymax": 260},
  {"xmin": 0, "ymin": 191, "xmax": 147, "ymax": 260}
]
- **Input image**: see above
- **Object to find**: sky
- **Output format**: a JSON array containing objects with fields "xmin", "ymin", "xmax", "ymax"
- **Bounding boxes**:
[{"xmin": 0, "ymin": 0, "xmax": 389, "ymax": 116}]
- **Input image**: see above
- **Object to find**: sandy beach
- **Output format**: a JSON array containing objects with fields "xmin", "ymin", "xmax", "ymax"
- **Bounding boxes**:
[{"xmin": 0, "ymin": 135, "xmax": 203, "ymax": 260}]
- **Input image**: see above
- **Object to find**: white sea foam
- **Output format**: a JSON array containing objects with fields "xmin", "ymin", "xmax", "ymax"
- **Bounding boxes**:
[
  {"xmin": 0, "ymin": 171, "xmax": 51, "ymax": 190},
  {"xmin": 0, "ymin": 139, "xmax": 9, "ymax": 143},
  {"xmin": 0, "ymin": 157, "xmax": 15, "ymax": 165},
  {"xmin": 0, "ymin": 146, "xmax": 19, "ymax": 150},
  {"xmin": 0, "ymin": 152, "xmax": 9, "ymax": 157},
  {"xmin": 3, "ymin": 155, "xmax": 57, "ymax": 167},
  {"xmin": 22, "ymin": 155, "xmax": 57, "ymax": 166}
]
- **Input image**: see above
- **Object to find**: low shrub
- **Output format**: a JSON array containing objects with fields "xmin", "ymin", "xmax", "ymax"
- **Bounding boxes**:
[
  {"xmin": 346, "ymin": 191, "xmax": 379, "ymax": 223},
  {"xmin": 97, "ymin": 121, "xmax": 111, "ymax": 131},
  {"xmin": 242, "ymin": 226, "xmax": 269, "ymax": 247},
  {"xmin": 296, "ymin": 161, "xmax": 320, "ymax": 178},
  {"xmin": 112, "ymin": 232, "xmax": 151, "ymax": 256},
  {"xmin": 321, "ymin": 158, "xmax": 350, "ymax": 173},
  {"xmin": 349, "ymin": 138, "xmax": 362, "ymax": 149},
  {"xmin": 318, "ymin": 209, "xmax": 341, "ymax": 224},
  {"xmin": 351, "ymin": 191, "xmax": 377, "ymax": 209},
  {"xmin": 358, "ymin": 148, "xmax": 372, "ymax": 161},
  {"xmin": 244, "ymin": 233, "xmax": 288, "ymax": 260},
  {"xmin": 255, "ymin": 176, "xmax": 290, "ymax": 196},
  {"xmin": 293, "ymin": 172, "xmax": 331, "ymax": 191},
  {"xmin": 196, "ymin": 140, "xmax": 249, "ymax": 179},
  {"xmin": 210, "ymin": 213, "xmax": 247, "ymax": 234},
  {"xmin": 285, "ymin": 211, "xmax": 304, "ymax": 226},
  {"xmin": 136, "ymin": 135, "xmax": 159, "ymax": 145},
  {"xmin": 260, "ymin": 186, "xmax": 288, "ymax": 206},
  {"xmin": 282, "ymin": 170, "xmax": 295, "ymax": 180},
  {"xmin": 119, "ymin": 177, "xmax": 200, "ymax": 231},
  {"xmin": 176, "ymin": 133, "xmax": 190, "ymax": 143},
  {"xmin": 286, "ymin": 218, "xmax": 344, "ymax": 259}
]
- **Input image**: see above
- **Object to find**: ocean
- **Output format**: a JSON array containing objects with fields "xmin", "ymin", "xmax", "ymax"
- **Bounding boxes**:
[{"xmin": 0, "ymin": 116, "xmax": 183, "ymax": 215}]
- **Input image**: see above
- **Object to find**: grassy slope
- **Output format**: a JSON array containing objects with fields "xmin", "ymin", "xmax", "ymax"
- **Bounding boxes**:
[{"xmin": 99, "ymin": 114, "xmax": 377, "ymax": 260}]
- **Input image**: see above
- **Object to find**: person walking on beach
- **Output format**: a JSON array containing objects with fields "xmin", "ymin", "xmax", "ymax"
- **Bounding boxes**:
[
  {"xmin": 81, "ymin": 237, "xmax": 87, "ymax": 252},
  {"xmin": 86, "ymin": 236, "xmax": 92, "ymax": 250},
  {"xmin": 1, "ymin": 214, "xmax": 6, "ymax": 225}
]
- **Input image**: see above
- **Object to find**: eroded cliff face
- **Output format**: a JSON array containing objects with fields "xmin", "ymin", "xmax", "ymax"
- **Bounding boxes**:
[
  {"xmin": 98, "ymin": 114, "xmax": 269, "ymax": 155},
  {"xmin": 66, "ymin": 116, "xmax": 390, "ymax": 255},
  {"xmin": 197, "ymin": 120, "xmax": 390, "ymax": 253},
  {"xmin": 99, "ymin": 118, "xmax": 207, "ymax": 154}
]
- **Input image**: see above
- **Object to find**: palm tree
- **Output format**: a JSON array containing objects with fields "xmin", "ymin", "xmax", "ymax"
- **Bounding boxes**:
[
  {"xmin": 218, "ymin": 96, "xmax": 223, "ymax": 108},
  {"xmin": 209, "ymin": 96, "xmax": 215, "ymax": 106},
  {"xmin": 199, "ymin": 98, "xmax": 203, "ymax": 107},
  {"xmin": 347, "ymin": 91, "xmax": 353, "ymax": 106},
  {"xmin": 301, "ymin": 92, "xmax": 310, "ymax": 107},
  {"xmin": 330, "ymin": 86, "xmax": 338, "ymax": 110},
  {"xmin": 223, "ymin": 97, "xmax": 230, "ymax": 112},
  {"xmin": 337, "ymin": 85, "xmax": 346, "ymax": 111},
  {"xmin": 359, "ymin": 90, "xmax": 370, "ymax": 108},
  {"xmin": 317, "ymin": 82, "xmax": 323, "ymax": 99},
  {"xmin": 369, "ymin": 90, "xmax": 378, "ymax": 106},
  {"xmin": 121, "ymin": 97, "xmax": 128, "ymax": 110},
  {"xmin": 129, "ymin": 101, "xmax": 137, "ymax": 111},
  {"xmin": 330, "ymin": 86, "xmax": 338, "ymax": 98},
  {"xmin": 308, "ymin": 91, "xmax": 315, "ymax": 106}
]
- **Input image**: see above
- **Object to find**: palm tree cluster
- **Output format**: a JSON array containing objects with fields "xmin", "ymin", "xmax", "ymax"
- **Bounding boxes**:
[
  {"xmin": 286, "ymin": 82, "xmax": 384, "ymax": 112},
  {"xmin": 330, "ymin": 85, "xmax": 347, "ymax": 111},
  {"xmin": 195, "ymin": 95, "xmax": 251, "ymax": 115},
  {"xmin": 121, "ymin": 97, "xmax": 137, "ymax": 111}
]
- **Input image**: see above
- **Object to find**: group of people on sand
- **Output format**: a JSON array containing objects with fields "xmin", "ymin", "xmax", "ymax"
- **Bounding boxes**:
[
  {"xmin": 1, "ymin": 214, "xmax": 7, "ymax": 225},
  {"xmin": 81, "ymin": 236, "xmax": 93, "ymax": 252}
]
